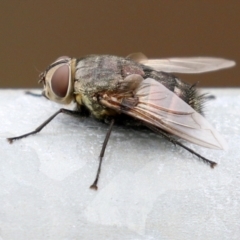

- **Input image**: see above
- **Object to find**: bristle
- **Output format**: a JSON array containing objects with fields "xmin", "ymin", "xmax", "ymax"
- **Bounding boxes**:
[{"xmin": 185, "ymin": 85, "xmax": 211, "ymax": 115}]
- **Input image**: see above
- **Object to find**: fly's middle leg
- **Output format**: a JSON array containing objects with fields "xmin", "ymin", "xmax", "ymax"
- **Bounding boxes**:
[{"xmin": 90, "ymin": 119, "xmax": 115, "ymax": 190}]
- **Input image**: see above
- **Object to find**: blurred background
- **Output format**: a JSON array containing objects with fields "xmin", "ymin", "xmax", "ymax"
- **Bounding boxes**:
[{"xmin": 0, "ymin": 0, "xmax": 239, "ymax": 88}]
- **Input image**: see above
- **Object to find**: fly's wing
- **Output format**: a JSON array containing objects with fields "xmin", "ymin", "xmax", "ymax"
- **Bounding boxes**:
[
  {"xmin": 100, "ymin": 75, "xmax": 228, "ymax": 150},
  {"xmin": 127, "ymin": 52, "xmax": 236, "ymax": 73}
]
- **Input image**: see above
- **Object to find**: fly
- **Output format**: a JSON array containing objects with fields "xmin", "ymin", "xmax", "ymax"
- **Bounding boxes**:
[{"xmin": 7, "ymin": 53, "xmax": 235, "ymax": 190}]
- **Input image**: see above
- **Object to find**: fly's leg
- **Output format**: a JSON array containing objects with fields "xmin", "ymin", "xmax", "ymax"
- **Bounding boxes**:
[
  {"xmin": 90, "ymin": 119, "xmax": 115, "ymax": 190},
  {"xmin": 146, "ymin": 124, "xmax": 217, "ymax": 168},
  {"xmin": 25, "ymin": 91, "xmax": 43, "ymax": 97},
  {"xmin": 174, "ymin": 140, "xmax": 217, "ymax": 168},
  {"xmin": 7, "ymin": 109, "xmax": 82, "ymax": 143}
]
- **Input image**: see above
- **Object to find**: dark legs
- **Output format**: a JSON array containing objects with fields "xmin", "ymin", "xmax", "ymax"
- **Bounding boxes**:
[
  {"xmin": 90, "ymin": 119, "xmax": 115, "ymax": 190},
  {"xmin": 8, "ymin": 110, "xmax": 217, "ymax": 190},
  {"xmin": 7, "ymin": 108, "xmax": 82, "ymax": 143},
  {"xmin": 25, "ymin": 91, "xmax": 43, "ymax": 97},
  {"xmin": 7, "ymin": 109, "xmax": 115, "ymax": 190},
  {"xmin": 146, "ymin": 124, "xmax": 217, "ymax": 168}
]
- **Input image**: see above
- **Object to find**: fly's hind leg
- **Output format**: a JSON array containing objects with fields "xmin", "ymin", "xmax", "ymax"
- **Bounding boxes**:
[
  {"xmin": 146, "ymin": 124, "xmax": 217, "ymax": 168},
  {"xmin": 7, "ymin": 109, "xmax": 82, "ymax": 143}
]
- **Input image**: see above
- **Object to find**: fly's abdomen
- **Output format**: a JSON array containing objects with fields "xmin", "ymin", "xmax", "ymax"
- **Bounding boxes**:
[{"xmin": 143, "ymin": 68, "xmax": 205, "ymax": 114}]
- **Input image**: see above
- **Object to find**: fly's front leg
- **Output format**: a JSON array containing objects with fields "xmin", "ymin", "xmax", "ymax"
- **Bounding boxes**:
[{"xmin": 7, "ymin": 109, "xmax": 82, "ymax": 143}]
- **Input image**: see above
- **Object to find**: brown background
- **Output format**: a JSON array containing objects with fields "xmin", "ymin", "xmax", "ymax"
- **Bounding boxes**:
[{"xmin": 0, "ymin": 0, "xmax": 239, "ymax": 88}]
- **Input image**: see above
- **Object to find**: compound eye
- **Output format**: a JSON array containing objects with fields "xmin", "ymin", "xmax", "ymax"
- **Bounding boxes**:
[{"xmin": 51, "ymin": 64, "xmax": 69, "ymax": 98}]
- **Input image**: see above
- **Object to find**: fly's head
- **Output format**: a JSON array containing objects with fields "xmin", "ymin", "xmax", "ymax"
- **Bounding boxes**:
[{"xmin": 39, "ymin": 56, "xmax": 75, "ymax": 104}]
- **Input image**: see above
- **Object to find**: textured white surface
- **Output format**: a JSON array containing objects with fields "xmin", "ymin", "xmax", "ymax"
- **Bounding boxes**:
[{"xmin": 0, "ymin": 89, "xmax": 240, "ymax": 240}]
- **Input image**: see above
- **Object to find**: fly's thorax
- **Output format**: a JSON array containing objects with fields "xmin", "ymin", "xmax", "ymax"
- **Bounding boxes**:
[
  {"xmin": 73, "ymin": 75, "xmax": 120, "ymax": 120},
  {"xmin": 72, "ymin": 55, "xmax": 145, "ymax": 120},
  {"xmin": 74, "ymin": 58, "xmax": 120, "ymax": 93},
  {"xmin": 73, "ymin": 55, "xmax": 144, "ymax": 94},
  {"xmin": 74, "ymin": 91, "xmax": 118, "ymax": 120},
  {"xmin": 39, "ymin": 57, "xmax": 77, "ymax": 104}
]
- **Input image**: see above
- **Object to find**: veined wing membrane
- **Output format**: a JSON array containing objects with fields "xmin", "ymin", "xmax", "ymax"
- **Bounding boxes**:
[
  {"xmin": 101, "ymin": 77, "xmax": 228, "ymax": 150},
  {"xmin": 127, "ymin": 52, "xmax": 236, "ymax": 73}
]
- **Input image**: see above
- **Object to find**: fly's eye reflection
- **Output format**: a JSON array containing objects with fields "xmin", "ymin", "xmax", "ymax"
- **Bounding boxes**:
[
  {"xmin": 7, "ymin": 53, "xmax": 235, "ymax": 190},
  {"xmin": 50, "ymin": 64, "xmax": 69, "ymax": 98},
  {"xmin": 56, "ymin": 56, "xmax": 70, "ymax": 61}
]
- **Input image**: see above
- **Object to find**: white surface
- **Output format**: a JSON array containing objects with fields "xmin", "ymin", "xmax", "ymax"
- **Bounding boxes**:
[{"xmin": 0, "ymin": 89, "xmax": 240, "ymax": 240}]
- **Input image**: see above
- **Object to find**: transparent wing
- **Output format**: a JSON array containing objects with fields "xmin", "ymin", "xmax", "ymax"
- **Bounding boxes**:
[
  {"xmin": 100, "ymin": 75, "xmax": 228, "ymax": 150},
  {"xmin": 127, "ymin": 52, "xmax": 235, "ymax": 73}
]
